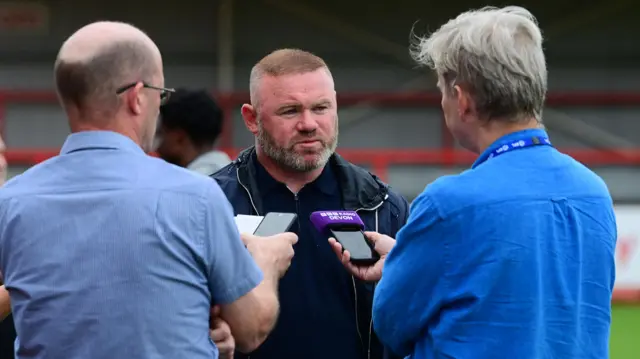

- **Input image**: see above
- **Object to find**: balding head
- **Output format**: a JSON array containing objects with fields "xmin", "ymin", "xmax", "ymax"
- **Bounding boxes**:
[
  {"xmin": 249, "ymin": 48, "xmax": 330, "ymax": 108},
  {"xmin": 55, "ymin": 21, "xmax": 161, "ymax": 119}
]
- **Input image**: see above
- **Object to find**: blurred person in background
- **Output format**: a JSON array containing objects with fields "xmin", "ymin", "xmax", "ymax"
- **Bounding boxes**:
[
  {"xmin": 0, "ymin": 21, "xmax": 298, "ymax": 359},
  {"xmin": 329, "ymin": 6, "xmax": 616, "ymax": 359},
  {"xmin": 212, "ymin": 48, "xmax": 409, "ymax": 359},
  {"xmin": 156, "ymin": 88, "xmax": 231, "ymax": 175}
]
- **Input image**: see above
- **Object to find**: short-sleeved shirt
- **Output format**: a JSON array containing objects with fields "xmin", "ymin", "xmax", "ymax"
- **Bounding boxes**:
[{"xmin": 0, "ymin": 130, "xmax": 263, "ymax": 359}]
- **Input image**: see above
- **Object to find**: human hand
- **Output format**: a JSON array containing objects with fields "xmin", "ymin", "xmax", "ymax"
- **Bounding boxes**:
[
  {"xmin": 210, "ymin": 305, "xmax": 234, "ymax": 359},
  {"xmin": 328, "ymin": 231, "xmax": 396, "ymax": 282},
  {"xmin": 241, "ymin": 232, "xmax": 298, "ymax": 278},
  {"xmin": 0, "ymin": 285, "xmax": 10, "ymax": 321}
]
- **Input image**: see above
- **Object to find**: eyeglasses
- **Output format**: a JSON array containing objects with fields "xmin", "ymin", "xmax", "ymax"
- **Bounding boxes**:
[{"xmin": 116, "ymin": 82, "xmax": 175, "ymax": 104}]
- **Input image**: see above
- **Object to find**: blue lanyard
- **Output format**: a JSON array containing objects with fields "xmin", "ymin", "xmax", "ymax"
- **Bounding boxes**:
[{"xmin": 488, "ymin": 136, "xmax": 552, "ymax": 160}]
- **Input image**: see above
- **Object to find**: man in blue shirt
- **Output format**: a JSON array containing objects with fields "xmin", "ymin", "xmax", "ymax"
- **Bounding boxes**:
[
  {"xmin": 330, "ymin": 6, "xmax": 617, "ymax": 359},
  {"xmin": 0, "ymin": 21, "xmax": 297, "ymax": 359},
  {"xmin": 212, "ymin": 48, "xmax": 409, "ymax": 359},
  {"xmin": 0, "ymin": 136, "xmax": 14, "ymax": 358}
]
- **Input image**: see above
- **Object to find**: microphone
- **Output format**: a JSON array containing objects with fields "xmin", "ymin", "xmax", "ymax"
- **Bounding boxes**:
[
  {"xmin": 310, "ymin": 210, "xmax": 364, "ymax": 235},
  {"xmin": 310, "ymin": 210, "xmax": 379, "ymax": 265}
]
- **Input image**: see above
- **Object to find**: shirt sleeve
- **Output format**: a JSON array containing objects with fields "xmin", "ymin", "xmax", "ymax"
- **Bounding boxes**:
[
  {"xmin": 372, "ymin": 191, "xmax": 448, "ymax": 357},
  {"xmin": 203, "ymin": 183, "xmax": 264, "ymax": 305}
]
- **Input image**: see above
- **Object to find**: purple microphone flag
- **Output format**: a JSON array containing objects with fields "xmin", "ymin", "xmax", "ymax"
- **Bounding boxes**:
[{"xmin": 310, "ymin": 210, "xmax": 365, "ymax": 234}]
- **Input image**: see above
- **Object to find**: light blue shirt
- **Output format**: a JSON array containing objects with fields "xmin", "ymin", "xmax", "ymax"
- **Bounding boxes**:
[
  {"xmin": 0, "ymin": 131, "xmax": 263, "ymax": 359},
  {"xmin": 373, "ymin": 129, "xmax": 616, "ymax": 359}
]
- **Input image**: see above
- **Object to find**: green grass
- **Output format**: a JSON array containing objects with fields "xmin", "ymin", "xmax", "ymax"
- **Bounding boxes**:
[{"xmin": 611, "ymin": 305, "xmax": 640, "ymax": 359}]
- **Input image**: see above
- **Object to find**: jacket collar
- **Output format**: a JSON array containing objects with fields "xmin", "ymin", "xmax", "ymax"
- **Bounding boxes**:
[{"xmin": 233, "ymin": 146, "xmax": 388, "ymax": 214}]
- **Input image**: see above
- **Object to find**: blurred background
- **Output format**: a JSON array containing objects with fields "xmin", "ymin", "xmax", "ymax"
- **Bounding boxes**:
[{"xmin": 0, "ymin": 0, "xmax": 638, "ymax": 357}]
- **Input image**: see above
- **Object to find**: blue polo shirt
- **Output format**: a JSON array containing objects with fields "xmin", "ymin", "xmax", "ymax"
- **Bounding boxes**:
[
  {"xmin": 246, "ymin": 160, "xmax": 365, "ymax": 359},
  {"xmin": 0, "ymin": 131, "xmax": 263, "ymax": 359},
  {"xmin": 373, "ymin": 129, "xmax": 616, "ymax": 359}
]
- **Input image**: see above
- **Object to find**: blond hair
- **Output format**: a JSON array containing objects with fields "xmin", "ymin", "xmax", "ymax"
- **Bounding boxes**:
[
  {"xmin": 411, "ymin": 6, "xmax": 547, "ymax": 122},
  {"xmin": 249, "ymin": 48, "xmax": 330, "ymax": 107}
]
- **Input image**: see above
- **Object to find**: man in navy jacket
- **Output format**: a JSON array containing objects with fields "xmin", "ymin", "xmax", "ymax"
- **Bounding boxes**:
[{"xmin": 211, "ymin": 48, "xmax": 409, "ymax": 359}]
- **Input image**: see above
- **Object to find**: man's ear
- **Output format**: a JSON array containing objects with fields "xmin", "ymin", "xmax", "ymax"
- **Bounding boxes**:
[
  {"xmin": 127, "ymin": 82, "xmax": 145, "ymax": 115},
  {"xmin": 241, "ymin": 104, "xmax": 258, "ymax": 135},
  {"xmin": 453, "ymin": 84, "xmax": 474, "ymax": 121}
]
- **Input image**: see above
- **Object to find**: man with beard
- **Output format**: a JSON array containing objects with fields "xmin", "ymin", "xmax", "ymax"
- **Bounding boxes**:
[
  {"xmin": 211, "ymin": 48, "xmax": 409, "ymax": 359},
  {"xmin": 155, "ymin": 88, "xmax": 231, "ymax": 175}
]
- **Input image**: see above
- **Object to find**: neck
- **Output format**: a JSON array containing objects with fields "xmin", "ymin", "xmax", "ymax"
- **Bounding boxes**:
[
  {"xmin": 475, "ymin": 118, "xmax": 541, "ymax": 153},
  {"xmin": 181, "ymin": 146, "xmax": 201, "ymax": 168},
  {"xmin": 69, "ymin": 119, "xmax": 143, "ymax": 149},
  {"xmin": 255, "ymin": 149, "xmax": 324, "ymax": 193}
]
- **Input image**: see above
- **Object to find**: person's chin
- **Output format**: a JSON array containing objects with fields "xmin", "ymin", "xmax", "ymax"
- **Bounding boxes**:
[{"xmin": 293, "ymin": 148, "xmax": 324, "ymax": 159}]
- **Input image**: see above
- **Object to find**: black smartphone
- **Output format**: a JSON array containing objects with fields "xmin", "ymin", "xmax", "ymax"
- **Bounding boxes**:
[
  {"xmin": 330, "ymin": 229, "xmax": 379, "ymax": 265},
  {"xmin": 253, "ymin": 212, "xmax": 297, "ymax": 237}
]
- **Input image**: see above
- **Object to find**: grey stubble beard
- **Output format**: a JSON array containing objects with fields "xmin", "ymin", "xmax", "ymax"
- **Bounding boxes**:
[{"xmin": 257, "ymin": 116, "xmax": 339, "ymax": 173}]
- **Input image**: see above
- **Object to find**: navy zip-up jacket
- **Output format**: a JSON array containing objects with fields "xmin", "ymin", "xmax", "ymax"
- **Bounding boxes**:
[{"xmin": 211, "ymin": 147, "xmax": 409, "ymax": 359}]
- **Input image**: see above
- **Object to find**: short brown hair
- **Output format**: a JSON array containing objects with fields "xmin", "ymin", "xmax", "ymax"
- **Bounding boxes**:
[
  {"xmin": 249, "ymin": 48, "xmax": 329, "ymax": 106},
  {"xmin": 54, "ymin": 40, "xmax": 156, "ymax": 118}
]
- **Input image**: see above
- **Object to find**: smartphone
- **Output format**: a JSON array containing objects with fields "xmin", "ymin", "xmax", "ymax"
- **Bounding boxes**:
[
  {"xmin": 330, "ymin": 229, "xmax": 379, "ymax": 265},
  {"xmin": 253, "ymin": 212, "xmax": 297, "ymax": 237}
]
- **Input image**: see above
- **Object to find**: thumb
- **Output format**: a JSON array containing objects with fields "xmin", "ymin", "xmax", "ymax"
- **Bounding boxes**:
[
  {"xmin": 267, "ymin": 232, "xmax": 298, "ymax": 245},
  {"xmin": 363, "ymin": 231, "xmax": 382, "ymax": 245},
  {"xmin": 240, "ymin": 233, "xmax": 257, "ymax": 245},
  {"xmin": 284, "ymin": 232, "xmax": 299, "ymax": 245}
]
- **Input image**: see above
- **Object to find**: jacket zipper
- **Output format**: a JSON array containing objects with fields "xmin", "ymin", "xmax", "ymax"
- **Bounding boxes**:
[{"xmin": 238, "ymin": 168, "xmax": 387, "ymax": 359}]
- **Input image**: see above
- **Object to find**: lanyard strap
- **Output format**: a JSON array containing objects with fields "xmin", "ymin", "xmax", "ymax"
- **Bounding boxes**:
[{"xmin": 488, "ymin": 136, "xmax": 552, "ymax": 160}]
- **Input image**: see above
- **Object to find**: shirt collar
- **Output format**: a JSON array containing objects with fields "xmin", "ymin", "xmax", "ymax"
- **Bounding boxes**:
[
  {"xmin": 254, "ymin": 153, "xmax": 338, "ymax": 195},
  {"xmin": 187, "ymin": 150, "xmax": 231, "ymax": 169},
  {"xmin": 472, "ymin": 128, "xmax": 549, "ymax": 169},
  {"xmin": 60, "ymin": 131, "xmax": 145, "ymax": 155}
]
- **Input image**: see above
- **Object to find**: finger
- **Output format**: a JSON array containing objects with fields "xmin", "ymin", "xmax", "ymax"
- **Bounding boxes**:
[
  {"xmin": 328, "ymin": 238, "xmax": 344, "ymax": 257},
  {"xmin": 343, "ymin": 261, "xmax": 362, "ymax": 275},
  {"xmin": 217, "ymin": 340, "xmax": 235, "ymax": 358},
  {"xmin": 210, "ymin": 305, "xmax": 221, "ymax": 318},
  {"xmin": 210, "ymin": 327, "xmax": 227, "ymax": 342},
  {"xmin": 283, "ymin": 232, "xmax": 298, "ymax": 244},
  {"xmin": 341, "ymin": 249, "xmax": 352, "ymax": 265},
  {"xmin": 265, "ymin": 232, "xmax": 298, "ymax": 245},
  {"xmin": 363, "ymin": 231, "xmax": 382, "ymax": 245},
  {"xmin": 240, "ymin": 233, "xmax": 255, "ymax": 245}
]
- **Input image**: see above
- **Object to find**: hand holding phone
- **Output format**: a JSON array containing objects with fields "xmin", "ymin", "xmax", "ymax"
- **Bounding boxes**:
[
  {"xmin": 329, "ymin": 229, "xmax": 379, "ymax": 265},
  {"xmin": 328, "ymin": 231, "xmax": 396, "ymax": 282},
  {"xmin": 242, "ymin": 232, "xmax": 298, "ymax": 278},
  {"xmin": 309, "ymin": 210, "xmax": 380, "ymax": 265},
  {"xmin": 253, "ymin": 212, "xmax": 297, "ymax": 237}
]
